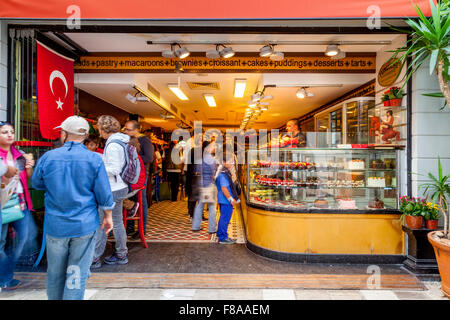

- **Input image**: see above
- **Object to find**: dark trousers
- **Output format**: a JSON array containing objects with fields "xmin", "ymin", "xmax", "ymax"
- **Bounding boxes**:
[
  {"xmin": 168, "ymin": 172, "xmax": 180, "ymax": 201},
  {"xmin": 188, "ymin": 200, "xmax": 197, "ymax": 218}
]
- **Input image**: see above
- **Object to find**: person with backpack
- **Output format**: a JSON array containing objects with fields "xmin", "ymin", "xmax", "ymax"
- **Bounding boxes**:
[
  {"xmin": 124, "ymin": 120, "xmax": 153, "ymax": 236},
  {"xmin": 92, "ymin": 115, "xmax": 132, "ymax": 268}
]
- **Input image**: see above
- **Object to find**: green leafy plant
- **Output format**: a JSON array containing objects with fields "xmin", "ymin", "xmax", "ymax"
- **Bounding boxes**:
[
  {"xmin": 423, "ymin": 201, "xmax": 441, "ymax": 220},
  {"xmin": 399, "ymin": 196, "xmax": 427, "ymax": 222},
  {"xmin": 389, "ymin": 0, "xmax": 450, "ymax": 110},
  {"xmin": 387, "ymin": 87, "xmax": 404, "ymax": 99},
  {"xmin": 381, "ymin": 92, "xmax": 391, "ymax": 102},
  {"xmin": 419, "ymin": 156, "xmax": 450, "ymax": 238}
]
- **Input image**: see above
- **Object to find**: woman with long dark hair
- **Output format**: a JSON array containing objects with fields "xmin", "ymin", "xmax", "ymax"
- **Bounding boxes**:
[{"xmin": 0, "ymin": 121, "xmax": 36, "ymax": 290}]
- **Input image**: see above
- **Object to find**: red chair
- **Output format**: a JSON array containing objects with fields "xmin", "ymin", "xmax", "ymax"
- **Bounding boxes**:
[{"xmin": 122, "ymin": 186, "xmax": 148, "ymax": 248}]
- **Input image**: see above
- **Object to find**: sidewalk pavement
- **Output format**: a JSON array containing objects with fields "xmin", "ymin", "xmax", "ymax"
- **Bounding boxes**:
[{"xmin": 0, "ymin": 281, "xmax": 447, "ymax": 300}]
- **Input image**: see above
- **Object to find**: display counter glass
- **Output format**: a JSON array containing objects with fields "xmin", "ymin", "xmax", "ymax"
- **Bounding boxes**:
[{"xmin": 246, "ymin": 148, "xmax": 399, "ymax": 213}]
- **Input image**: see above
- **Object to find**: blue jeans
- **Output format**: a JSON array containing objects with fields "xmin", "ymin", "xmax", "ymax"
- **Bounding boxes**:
[
  {"xmin": 217, "ymin": 204, "xmax": 233, "ymax": 241},
  {"xmin": 0, "ymin": 208, "xmax": 31, "ymax": 286},
  {"xmin": 46, "ymin": 231, "xmax": 96, "ymax": 300},
  {"xmin": 192, "ymin": 201, "xmax": 217, "ymax": 233}
]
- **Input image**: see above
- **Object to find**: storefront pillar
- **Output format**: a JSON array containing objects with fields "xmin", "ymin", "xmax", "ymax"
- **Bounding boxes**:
[{"xmin": 0, "ymin": 21, "xmax": 8, "ymax": 121}]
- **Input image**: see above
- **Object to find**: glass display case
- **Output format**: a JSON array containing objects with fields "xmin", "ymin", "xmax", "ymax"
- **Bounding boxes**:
[
  {"xmin": 246, "ymin": 148, "xmax": 399, "ymax": 213},
  {"xmin": 314, "ymin": 97, "xmax": 375, "ymax": 147}
]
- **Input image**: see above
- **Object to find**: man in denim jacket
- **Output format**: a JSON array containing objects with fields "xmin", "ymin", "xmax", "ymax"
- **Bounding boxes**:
[{"xmin": 32, "ymin": 116, "xmax": 115, "ymax": 300}]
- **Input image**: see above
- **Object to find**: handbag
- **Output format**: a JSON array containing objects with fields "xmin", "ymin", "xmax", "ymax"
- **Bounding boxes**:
[
  {"xmin": 199, "ymin": 165, "xmax": 222, "ymax": 204},
  {"xmin": 1, "ymin": 194, "xmax": 24, "ymax": 225}
]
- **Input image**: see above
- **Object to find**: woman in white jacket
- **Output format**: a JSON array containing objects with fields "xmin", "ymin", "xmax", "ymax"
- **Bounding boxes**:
[{"xmin": 91, "ymin": 115, "xmax": 130, "ymax": 269}]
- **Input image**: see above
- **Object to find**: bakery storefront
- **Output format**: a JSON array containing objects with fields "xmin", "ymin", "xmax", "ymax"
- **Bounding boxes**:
[{"xmin": 0, "ymin": 0, "xmax": 435, "ymax": 264}]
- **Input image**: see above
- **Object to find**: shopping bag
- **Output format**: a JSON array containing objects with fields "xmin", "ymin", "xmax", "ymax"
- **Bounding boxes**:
[{"xmin": 159, "ymin": 181, "xmax": 171, "ymax": 200}]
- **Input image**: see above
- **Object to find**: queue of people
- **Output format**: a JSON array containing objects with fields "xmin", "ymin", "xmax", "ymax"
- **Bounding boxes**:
[{"xmin": 0, "ymin": 114, "xmax": 242, "ymax": 299}]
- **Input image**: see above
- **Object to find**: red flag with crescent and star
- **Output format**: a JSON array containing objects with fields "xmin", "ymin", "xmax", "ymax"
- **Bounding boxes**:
[{"xmin": 37, "ymin": 41, "xmax": 74, "ymax": 140}]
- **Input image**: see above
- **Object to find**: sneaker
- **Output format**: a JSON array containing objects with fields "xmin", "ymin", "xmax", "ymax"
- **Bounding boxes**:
[
  {"xmin": 1, "ymin": 279, "xmax": 22, "ymax": 291},
  {"xmin": 127, "ymin": 203, "xmax": 139, "ymax": 218},
  {"xmin": 104, "ymin": 253, "xmax": 128, "ymax": 265},
  {"xmin": 90, "ymin": 258, "xmax": 102, "ymax": 269},
  {"xmin": 219, "ymin": 238, "xmax": 236, "ymax": 244}
]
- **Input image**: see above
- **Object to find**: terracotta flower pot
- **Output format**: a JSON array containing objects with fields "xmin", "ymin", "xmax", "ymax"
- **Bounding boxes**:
[
  {"xmin": 405, "ymin": 215, "xmax": 424, "ymax": 229},
  {"xmin": 383, "ymin": 100, "xmax": 391, "ymax": 106},
  {"xmin": 389, "ymin": 98, "xmax": 402, "ymax": 106},
  {"xmin": 428, "ymin": 231, "xmax": 450, "ymax": 297},
  {"xmin": 426, "ymin": 220, "xmax": 439, "ymax": 230}
]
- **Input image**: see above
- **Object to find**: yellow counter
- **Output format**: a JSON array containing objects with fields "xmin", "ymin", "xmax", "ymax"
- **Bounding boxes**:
[{"xmin": 240, "ymin": 198, "xmax": 404, "ymax": 256}]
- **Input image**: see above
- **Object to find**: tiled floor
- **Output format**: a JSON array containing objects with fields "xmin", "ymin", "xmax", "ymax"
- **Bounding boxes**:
[
  {"xmin": 128, "ymin": 200, "xmax": 245, "ymax": 243},
  {"xmin": 0, "ymin": 282, "xmax": 447, "ymax": 300}
]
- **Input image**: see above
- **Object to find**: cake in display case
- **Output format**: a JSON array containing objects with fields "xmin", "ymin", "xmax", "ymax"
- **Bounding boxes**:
[{"xmin": 246, "ymin": 148, "xmax": 399, "ymax": 212}]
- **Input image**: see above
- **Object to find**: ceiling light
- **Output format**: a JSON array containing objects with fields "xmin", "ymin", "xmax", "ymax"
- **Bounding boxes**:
[
  {"xmin": 331, "ymin": 50, "xmax": 346, "ymax": 60},
  {"xmin": 325, "ymin": 44, "xmax": 339, "ymax": 57},
  {"xmin": 259, "ymin": 45, "xmax": 274, "ymax": 57},
  {"xmin": 174, "ymin": 45, "xmax": 190, "ymax": 59},
  {"xmin": 136, "ymin": 94, "xmax": 149, "ymax": 102},
  {"xmin": 206, "ymin": 49, "xmax": 220, "ymax": 59},
  {"xmin": 234, "ymin": 79, "xmax": 247, "ymax": 98},
  {"xmin": 162, "ymin": 43, "xmax": 190, "ymax": 59},
  {"xmin": 260, "ymin": 94, "xmax": 273, "ymax": 101},
  {"xmin": 204, "ymin": 94, "xmax": 216, "ymax": 107},
  {"xmin": 126, "ymin": 93, "xmax": 137, "ymax": 104},
  {"xmin": 220, "ymin": 46, "xmax": 235, "ymax": 58},
  {"xmin": 162, "ymin": 49, "xmax": 175, "ymax": 58},
  {"xmin": 168, "ymin": 84, "xmax": 189, "ymax": 100},
  {"xmin": 296, "ymin": 88, "xmax": 307, "ymax": 99},
  {"xmin": 250, "ymin": 93, "xmax": 261, "ymax": 103},
  {"xmin": 270, "ymin": 51, "xmax": 284, "ymax": 61}
]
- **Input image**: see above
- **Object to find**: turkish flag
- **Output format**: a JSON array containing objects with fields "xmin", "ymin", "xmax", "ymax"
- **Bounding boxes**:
[{"xmin": 37, "ymin": 41, "xmax": 74, "ymax": 140}]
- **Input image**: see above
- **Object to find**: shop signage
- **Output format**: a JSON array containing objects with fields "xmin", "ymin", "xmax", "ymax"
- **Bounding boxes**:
[
  {"xmin": 75, "ymin": 55, "xmax": 376, "ymax": 73},
  {"xmin": 378, "ymin": 58, "xmax": 402, "ymax": 87}
]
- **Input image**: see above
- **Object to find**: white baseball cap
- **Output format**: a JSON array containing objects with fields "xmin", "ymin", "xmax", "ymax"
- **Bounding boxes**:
[{"xmin": 54, "ymin": 116, "xmax": 90, "ymax": 136}]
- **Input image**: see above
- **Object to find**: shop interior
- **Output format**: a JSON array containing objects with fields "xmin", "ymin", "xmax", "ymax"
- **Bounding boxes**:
[{"xmin": 35, "ymin": 31, "xmax": 407, "ymax": 247}]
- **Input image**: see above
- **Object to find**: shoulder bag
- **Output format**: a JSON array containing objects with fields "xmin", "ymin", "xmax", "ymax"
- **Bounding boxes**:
[{"xmin": 199, "ymin": 164, "xmax": 222, "ymax": 204}]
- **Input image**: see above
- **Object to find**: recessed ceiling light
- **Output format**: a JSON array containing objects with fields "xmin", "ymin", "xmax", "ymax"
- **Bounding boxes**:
[
  {"xmin": 234, "ymin": 79, "xmax": 247, "ymax": 98},
  {"xmin": 168, "ymin": 84, "xmax": 189, "ymax": 100},
  {"xmin": 203, "ymin": 93, "xmax": 216, "ymax": 107}
]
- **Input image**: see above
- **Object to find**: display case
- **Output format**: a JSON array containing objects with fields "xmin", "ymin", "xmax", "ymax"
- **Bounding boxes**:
[{"xmin": 246, "ymin": 148, "xmax": 399, "ymax": 213}]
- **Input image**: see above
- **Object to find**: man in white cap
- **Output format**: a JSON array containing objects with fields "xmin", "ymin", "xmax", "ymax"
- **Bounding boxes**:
[{"xmin": 31, "ymin": 115, "xmax": 115, "ymax": 300}]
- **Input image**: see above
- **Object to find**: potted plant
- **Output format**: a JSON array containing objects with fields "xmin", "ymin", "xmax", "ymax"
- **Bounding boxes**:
[
  {"xmin": 419, "ymin": 157, "xmax": 450, "ymax": 297},
  {"xmin": 399, "ymin": 196, "xmax": 425, "ymax": 229},
  {"xmin": 423, "ymin": 202, "xmax": 441, "ymax": 230},
  {"xmin": 382, "ymin": 91, "xmax": 391, "ymax": 106},
  {"xmin": 390, "ymin": 0, "xmax": 450, "ymax": 110},
  {"xmin": 387, "ymin": 86, "xmax": 404, "ymax": 106}
]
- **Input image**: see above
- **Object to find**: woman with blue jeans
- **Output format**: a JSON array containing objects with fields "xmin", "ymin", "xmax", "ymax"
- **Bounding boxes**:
[
  {"xmin": 192, "ymin": 141, "xmax": 217, "ymax": 233},
  {"xmin": 0, "ymin": 122, "xmax": 36, "ymax": 290}
]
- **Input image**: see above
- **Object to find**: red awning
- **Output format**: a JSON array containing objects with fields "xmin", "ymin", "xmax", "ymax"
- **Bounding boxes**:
[{"xmin": 0, "ymin": 0, "xmax": 433, "ymax": 20}]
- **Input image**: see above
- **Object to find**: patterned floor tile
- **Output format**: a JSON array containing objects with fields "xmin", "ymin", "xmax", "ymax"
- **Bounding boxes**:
[{"xmin": 125, "ymin": 199, "xmax": 245, "ymax": 243}]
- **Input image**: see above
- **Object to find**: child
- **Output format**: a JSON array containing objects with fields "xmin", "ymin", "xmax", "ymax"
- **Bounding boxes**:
[
  {"xmin": 84, "ymin": 134, "xmax": 102, "ymax": 153},
  {"xmin": 215, "ymin": 152, "xmax": 240, "ymax": 244}
]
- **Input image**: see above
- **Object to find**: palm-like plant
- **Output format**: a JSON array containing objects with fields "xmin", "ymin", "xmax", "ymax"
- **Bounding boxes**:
[
  {"xmin": 419, "ymin": 157, "xmax": 450, "ymax": 238},
  {"xmin": 390, "ymin": 0, "xmax": 450, "ymax": 109}
]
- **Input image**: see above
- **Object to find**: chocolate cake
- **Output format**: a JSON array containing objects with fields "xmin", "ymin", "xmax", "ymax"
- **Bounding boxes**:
[{"xmin": 368, "ymin": 197, "xmax": 384, "ymax": 209}]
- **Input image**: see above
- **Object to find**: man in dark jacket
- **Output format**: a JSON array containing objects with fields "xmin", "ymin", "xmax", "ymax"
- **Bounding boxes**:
[{"xmin": 124, "ymin": 120, "xmax": 154, "ymax": 236}]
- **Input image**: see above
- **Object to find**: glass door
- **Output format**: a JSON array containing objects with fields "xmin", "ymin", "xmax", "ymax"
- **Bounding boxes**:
[
  {"xmin": 329, "ymin": 108, "xmax": 342, "ymax": 146},
  {"xmin": 316, "ymin": 114, "xmax": 329, "ymax": 147},
  {"xmin": 346, "ymin": 101, "xmax": 358, "ymax": 144}
]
